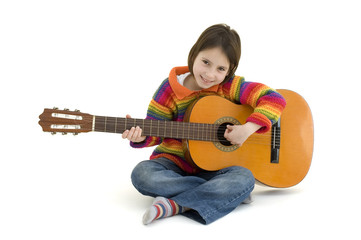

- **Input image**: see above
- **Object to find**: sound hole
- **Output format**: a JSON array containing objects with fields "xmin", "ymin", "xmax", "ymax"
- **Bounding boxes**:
[{"xmin": 217, "ymin": 122, "xmax": 233, "ymax": 146}]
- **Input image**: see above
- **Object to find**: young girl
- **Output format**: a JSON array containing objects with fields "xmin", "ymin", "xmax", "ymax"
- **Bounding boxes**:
[{"xmin": 122, "ymin": 24, "xmax": 286, "ymax": 225}]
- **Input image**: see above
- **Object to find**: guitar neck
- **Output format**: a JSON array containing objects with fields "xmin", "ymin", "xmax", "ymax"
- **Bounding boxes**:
[{"xmin": 93, "ymin": 116, "xmax": 219, "ymax": 142}]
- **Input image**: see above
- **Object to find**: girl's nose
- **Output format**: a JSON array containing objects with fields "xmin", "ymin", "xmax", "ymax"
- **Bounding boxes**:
[{"xmin": 205, "ymin": 69, "xmax": 216, "ymax": 80}]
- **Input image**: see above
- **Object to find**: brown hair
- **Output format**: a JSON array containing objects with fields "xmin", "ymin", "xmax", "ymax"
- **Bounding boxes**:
[{"xmin": 188, "ymin": 24, "xmax": 241, "ymax": 82}]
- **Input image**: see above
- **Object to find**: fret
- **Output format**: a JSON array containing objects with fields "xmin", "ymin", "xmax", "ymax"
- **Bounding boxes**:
[
  {"xmin": 194, "ymin": 122, "xmax": 198, "ymax": 140},
  {"xmin": 164, "ymin": 121, "xmax": 167, "ymax": 137},
  {"xmin": 201, "ymin": 124, "xmax": 204, "ymax": 140},
  {"xmin": 188, "ymin": 122, "xmax": 192, "ymax": 140},
  {"xmin": 214, "ymin": 125, "xmax": 217, "ymax": 141},
  {"xmin": 100, "ymin": 116, "xmax": 105, "ymax": 132},
  {"xmin": 187, "ymin": 122, "xmax": 190, "ymax": 139},
  {"xmin": 190, "ymin": 123, "xmax": 194, "ymax": 139},
  {"xmin": 115, "ymin": 117, "xmax": 117, "ymax": 133},
  {"xmin": 176, "ymin": 121, "xmax": 179, "ymax": 139},
  {"xmin": 182, "ymin": 122, "xmax": 185, "ymax": 138},
  {"xmin": 205, "ymin": 124, "xmax": 207, "ymax": 141},
  {"xmin": 180, "ymin": 122, "xmax": 183, "ymax": 139},
  {"xmin": 208, "ymin": 124, "xmax": 213, "ymax": 141},
  {"xmin": 197, "ymin": 123, "xmax": 199, "ymax": 140},
  {"xmin": 214, "ymin": 125, "xmax": 218, "ymax": 142},
  {"xmin": 212, "ymin": 124, "xmax": 216, "ymax": 141},
  {"xmin": 160, "ymin": 121, "xmax": 165, "ymax": 137},
  {"xmin": 104, "ymin": 117, "xmax": 113, "ymax": 133},
  {"xmin": 104, "ymin": 116, "xmax": 107, "ymax": 132},
  {"xmin": 202, "ymin": 124, "xmax": 207, "ymax": 140},
  {"xmin": 95, "ymin": 116, "xmax": 100, "ymax": 132},
  {"xmin": 208, "ymin": 124, "xmax": 211, "ymax": 141},
  {"xmin": 124, "ymin": 117, "xmax": 127, "ymax": 132},
  {"xmin": 204, "ymin": 124, "xmax": 207, "ymax": 141},
  {"xmin": 150, "ymin": 120, "xmax": 152, "ymax": 136},
  {"xmin": 207, "ymin": 124, "xmax": 210, "ymax": 141},
  {"xmin": 118, "ymin": 118, "xmax": 124, "ymax": 133},
  {"xmin": 157, "ymin": 120, "xmax": 159, "ymax": 137},
  {"xmin": 193, "ymin": 122, "xmax": 197, "ymax": 140},
  {"xmin": 143, "ymin": 119, "xmax": 145, "ymax": 136},
  {"xmin": 199, "ymin": 123, "xmax": 201, "ymax": 140},
  {"xmin": 201, "ymin": 124, "xmax": 204, "ymax": 141},
  {"xmin": 197, "ymin": 123, "xmax": 200, "ymax": 140},
  {"xmin": 106, "ymin": 117, "xmax": 111, "ymax": 133},
  {"xmin": 204, "ymin": 124, "xmax": 207, "ymax": 140},
  {"xmin": 181, "ymin": 122, "xmax": 183, "ymax": 138},
  {"xmin": 171, "ymin": 121, "xmax": 173, "ymax": 138},
  {"xmin": 211, "ymin": 124, "xmax": 213, "ymax": 141},
  {"xmin": 184, "ymin": 122, "xmax": 188, "ymax": 139},
  {"xmin": 198, "ymin": 123, "xmax": 203, "ymax": 140},
  {"xmin": 203, "ymin": 124, "xmax": 205, "ymax": 141}
]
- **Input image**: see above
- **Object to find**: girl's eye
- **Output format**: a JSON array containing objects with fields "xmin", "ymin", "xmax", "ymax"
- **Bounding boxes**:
[
  {"xmin": 219, "ymin": 67, "xmax": 225, "ymax": 71},
  {"xmin": 202, "ymin": 60, "xmax": 209, "ymax": 65}
]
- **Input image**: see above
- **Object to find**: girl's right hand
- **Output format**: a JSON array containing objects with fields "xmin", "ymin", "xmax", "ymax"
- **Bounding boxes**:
[{"xmin": 121, "ymin": 114, "xmax": 147, "ymax": 143}]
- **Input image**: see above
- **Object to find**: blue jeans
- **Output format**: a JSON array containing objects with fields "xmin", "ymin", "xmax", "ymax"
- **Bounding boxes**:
[{"xmin": 131, "ymin": 157, "xmax": 255, "ymax": 224}]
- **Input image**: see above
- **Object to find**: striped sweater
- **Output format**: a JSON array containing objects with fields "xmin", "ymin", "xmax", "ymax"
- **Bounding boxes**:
[{"xmin": 131, "ymin": 66, "xmax": 286, "ymax": 173}]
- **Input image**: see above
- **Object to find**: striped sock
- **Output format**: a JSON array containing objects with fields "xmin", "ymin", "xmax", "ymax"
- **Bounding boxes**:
[{"xmin": 142, "ymin": 197, "xmax": 187, "ymax": 225}]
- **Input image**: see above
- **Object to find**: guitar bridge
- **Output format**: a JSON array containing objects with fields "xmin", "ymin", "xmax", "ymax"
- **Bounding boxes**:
[{"xmin": 270, "ymin": 119, "xmax": 281, "ymax": 164}]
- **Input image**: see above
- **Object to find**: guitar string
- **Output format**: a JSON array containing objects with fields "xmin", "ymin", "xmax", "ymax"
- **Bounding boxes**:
[
  {"xmin": 92, "ymin": 118, "xmax": 282, "ymax": 133},
  {"xmin": 93, "ymin": 122, "xmax": 281, "ymax": 139},
  {"xmin": 50, "ymin": 119, "xmax": 282, "ymax": 142},
  {"xmin": 95, "ymin": 124, "xmax": 281, "ymax": 138},
  {"xmin": 90, "ymin": 121, "xmax": 281, "ymax": 146},
  {"xmin": 49, "ymin": 116, "xmax": 282, "ymax": 142},
  {"xmin": 96, "ymin": 125, "xmax": 279, "ymax": 146}
]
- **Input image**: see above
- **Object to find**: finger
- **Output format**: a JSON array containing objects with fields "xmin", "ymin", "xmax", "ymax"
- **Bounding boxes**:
[
  {"xmin": 224, "ymin": 128, "xmax": 232, "ymax": 138},
  {"xmin": 130, "ymin": 127, "xmax": 142, "ymax": 142},
  {"xmin": 126, "ymin": 114, "xmax": 132, "ymax": 118},
  {"xmin": 227, "ymin": 125, "xmax": 234, "ymax": 130},
  {"xmin": 122, "ymin": 130, "xmax": 129, "ymax": 139},
  {"xmin": 132, "ymin": 127, "xmax": 140, "ymax": 142},
  {"xmin": 127, "ymin": 127, "xmax": 136, "ymax": 141},
  {"xmin": 136, "ymin": 126, "xmax": 142, "ymax": 139}
]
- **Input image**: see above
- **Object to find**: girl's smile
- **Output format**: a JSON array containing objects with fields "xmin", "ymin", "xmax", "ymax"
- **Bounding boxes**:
[{"xmin": 200, "ymin": 74, "xmax": 212, "ymax": 84}]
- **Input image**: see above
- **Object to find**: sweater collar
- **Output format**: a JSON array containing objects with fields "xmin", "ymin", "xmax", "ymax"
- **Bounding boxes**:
[{"xmin": 168, "ymin": 66, "xmax": 219, "ymax": 99}]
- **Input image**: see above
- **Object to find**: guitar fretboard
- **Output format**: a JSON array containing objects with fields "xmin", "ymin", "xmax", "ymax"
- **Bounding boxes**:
[{"xmin": 93, "ymin": 116, "xmax": 221, "ymax": 142}]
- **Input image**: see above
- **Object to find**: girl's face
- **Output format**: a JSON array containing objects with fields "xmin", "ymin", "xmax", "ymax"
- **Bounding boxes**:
[{"xmin": 191, "ymin": 47, "xmax": 230, "ymax": 90}]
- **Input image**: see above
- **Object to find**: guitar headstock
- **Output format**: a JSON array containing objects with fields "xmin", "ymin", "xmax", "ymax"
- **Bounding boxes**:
[{"xmin": 38, "ymin": 108, "xmax": 93, "ymax": 135}]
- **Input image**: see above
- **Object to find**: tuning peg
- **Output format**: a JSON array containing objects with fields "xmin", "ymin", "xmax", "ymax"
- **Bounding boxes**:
[
  {"xmin": 73, "ymin": 133, "xmax": 79, "ymax": 136},
  {"xmin": 62, "ymin": 132, "xmax": 67, "ymax": 135},
  {"xmin": 74, "ymin": 109, "xmax": 80, "ymax": 112},
  {"xmin": 64, "ymin": 108, "xmax": 69, "ymax": 111},
  {"xmin": 51, "ymin": 132, "xmax": 56, "ymax": 135},
  {"xmin": 53, "ymin": 107, "xmax": 58, "ymax": 110}
]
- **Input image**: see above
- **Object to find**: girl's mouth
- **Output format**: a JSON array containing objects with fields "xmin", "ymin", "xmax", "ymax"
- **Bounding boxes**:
[{"xmin": 201, "ymin": 75, "xmax": 212, "ymax": 84}]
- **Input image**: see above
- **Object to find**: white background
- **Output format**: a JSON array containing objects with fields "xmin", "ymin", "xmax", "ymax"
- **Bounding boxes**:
[{"xmin": 1, "ymin": 0, "xmax": 360, "ymax": 239}]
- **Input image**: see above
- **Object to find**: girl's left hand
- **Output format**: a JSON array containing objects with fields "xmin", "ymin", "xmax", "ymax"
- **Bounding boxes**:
[{"xmin": 224, "ymin": 122, "xmax": 262, "ymax": 147}]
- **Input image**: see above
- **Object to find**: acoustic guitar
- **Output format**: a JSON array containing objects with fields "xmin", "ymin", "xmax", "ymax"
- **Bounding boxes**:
[{"xmin": 38, "ymin": 89, "xmax": 313, "ymax": 188}]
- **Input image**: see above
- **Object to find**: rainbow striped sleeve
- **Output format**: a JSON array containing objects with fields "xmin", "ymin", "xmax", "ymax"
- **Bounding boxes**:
[
  {"xmin": 130, "ymin": 79, "xmax": 175, "ymax": 148},
  {"xmin": 224, "ymin": 76, "xmax": 286, "ymax": 133}
]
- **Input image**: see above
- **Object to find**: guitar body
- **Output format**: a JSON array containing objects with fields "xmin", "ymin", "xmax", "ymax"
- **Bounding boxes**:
[{"xmin": 183, "ymin": 89, "xmax": 313, "ymax": 188}]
